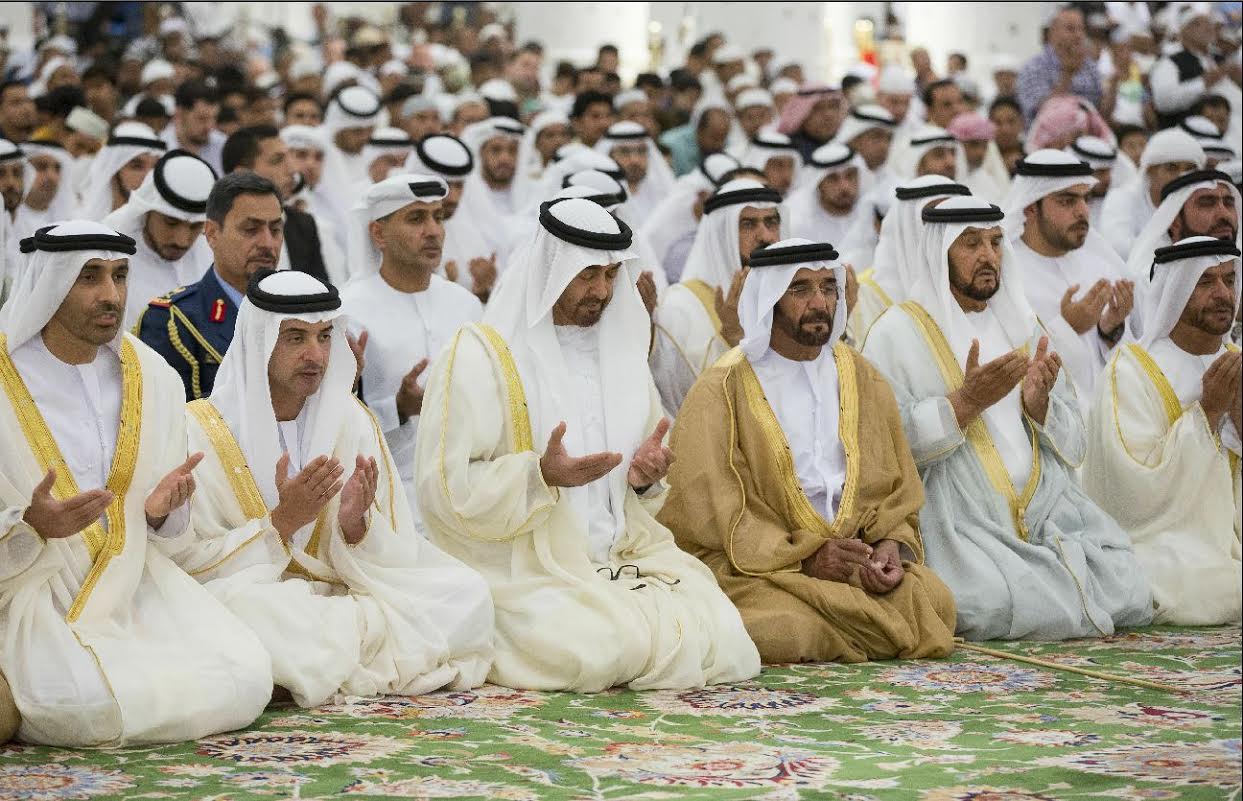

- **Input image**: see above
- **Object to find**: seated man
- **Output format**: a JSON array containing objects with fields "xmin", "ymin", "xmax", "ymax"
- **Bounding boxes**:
[
  {"xmin": 1085, "ymin": 237, "xmax": 1241, "ymax": 625},
  {"xmin": 659, "ymin": 238, "xmax": 956, "ymax": 663},
  {"xmin": 862, "ymin": 197, "xmax": 1153, "ymax": 640},
  {"xmin": 175, "ymin": 269, "xmax": 494, "ymax": 707},
  {"xmin": 0, "ymin": 222, "xmax": 270, "ymax": 745},
  {"xmin": 650, "ymin": 178, "xmax": 783, "ymax": 413},
  {"xmin": 1003, "ymin": 150, "xmax": 1133, "ymax": 409},
  {"xmin": 1125, "ymin": 168, "xmax": 1238, "ymax": 281},
  {"xmin": 1100, "ymin": 128, "xmax": 1204, "ymax": 259},
  {"xmin": 415, "ymin": 197, "xmax": 760, "ymax": 692},
  {"xmin": 594, "ymin": 120, "xmax": 677, "ymax": 224}
]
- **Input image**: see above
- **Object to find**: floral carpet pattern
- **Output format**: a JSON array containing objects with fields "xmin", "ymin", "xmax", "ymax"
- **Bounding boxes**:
[{"xmin": 1, "ymin": 627, "xmax": 1238, "ymax": 801}]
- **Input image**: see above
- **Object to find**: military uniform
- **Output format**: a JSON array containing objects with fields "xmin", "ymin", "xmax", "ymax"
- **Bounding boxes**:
[{"xmin": 135, "ymin": 266, "xmax": 239, "ymax": 401}]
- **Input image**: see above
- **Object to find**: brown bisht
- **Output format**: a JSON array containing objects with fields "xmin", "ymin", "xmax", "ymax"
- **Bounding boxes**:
[{"xmin": 659, "ymin": 342, "xmax": 957, "ymax": 663}]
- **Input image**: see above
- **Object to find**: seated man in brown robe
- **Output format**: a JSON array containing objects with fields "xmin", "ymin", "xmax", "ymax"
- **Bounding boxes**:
[{"xmin": 659, "ymin": 238, "xmax": 957, "ymax": 663}]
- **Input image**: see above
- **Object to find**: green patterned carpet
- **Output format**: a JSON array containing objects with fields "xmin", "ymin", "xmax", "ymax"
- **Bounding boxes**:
[{"xmin": 2, "ymin": 627, "xmax": 1239, "ymax": 801}]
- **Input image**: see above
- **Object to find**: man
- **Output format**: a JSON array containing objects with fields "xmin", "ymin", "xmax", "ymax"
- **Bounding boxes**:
[
  {"xmin": 405, "ymin": 133, "xmax": 497, "ymax": 299},
  {"xmin": 178, "ymin": 269, "xmax": 493, "ymax": 707},
  {"xmin": 0, "ymin": 221, "xmax": 271, "ymax": 744},
  {"xmin": 571, "ymin": 90, "xmax": 615, "ymax": 149},
  {"xmin": 651, "ymin": 178, "xmax": 784, "ymax": 413},
  {"xmin": 923, "ymin": 79, "xmax": 965, "ymax": 129},
  {"xmin": 1180, "ymin": 115, "xmax": 1236, "ymax": 168},
  {"xmin": 1125, "ymin": 169, "xmax": 1240, "ymax": 287},
  {"xmin": 138, "ymin": 173, "xmax": 283, "ymax": 400},
  {"xmin": 162, "ymin": 80, "xmax": 226, "ymax": 175},
  {"xmin": 1150, "ymin": 5, "xmax": 1243, "ymax": 130},
  {"xmin": 785, "ymin": 142, "xmax": 868, "ymax": 244},
  {"xmin": 862, "ymin": 196, "xmax": 1153, "ymax": 640},
  {"xmin": 876, "ymin": 67, "xmax": 917, "ymax": 134},
  {"xmin": 946, "ymin": 112, "xmax": 1010, "ymax": 202},
  {"xmin": 659, "ymin": 238, "xmax": 957, "ymax": 663},
  {"xmin": 516, "ymin": 111, "xmax": 573, "ymax": 194},
  {"xmin": 1068, "ymin": 135, "xmax": 1117, "ymax": 226},
  {"xmin": 222, "ymin": 125, "xmax": 336, "ymax": 286},
  {"xmin": 639, "ymin": 151, "xmax": 740, "ymax": 282},
  {"xmin": 1100, "ymin": 128, "xmax": 1204, "ymax": 258},
  {"xmin": 13, "ymin": 141, "xmax": 76, "ymax": 242},
  {"xmin": 283, "ymin": 92, "xmax": 323, "ymax": 127},
  {"xmin": 0, "ymin": 81, "xmax": 37, "ymax": 143},
  {"xmin": 1017, "ymin": 6, "xmax": 1102, "ymax": 123},
  {"xmin": 776, "ymin": 85, "xmax": 847, "ymax": 161},
  {"xmin": 73, "ymin": 122, "xmax": 166, "ymax": 223},
  {"xmin": 0, "ymin": 139, "xmax": 23, "ymax": 296},
  {"xmin": 899, "ymin": 126, "xmax": 961, "ymax": 181},
  {"xmin": 613, "ymin": 87, "xmax": 660, "ymax": 140},
  {"xmin": 733, "ymin": 88, "xmax": 776, "ymax": 142},
  {"xmin": 593, "ymin": 120, "xmax": 676, "ymax": 224},
  {"xmin": 415, "ymin": 197, "xmax": 760, "ymax": 691},
  {"xmin": 1004, "ymin": 150, "xmax": 1133, "ymax": 406},
  {"xmin": 738, "ymin": 130, "xmax": 801, "ymax": 197},
  {"xmin": 457, "ymin": 117, "xmax": 525, "ymax": 262},
  {"xmin": 279, "ymin": 124, "xmax": 345, "ymax": 258},
  {"xmin": 342, "ymin": 174, "xmax": 483, "ymax": 516},
  {"xmin": 356, "ymin": 127, "xmax": 417, "ymax": 188},
  {"xmin": 833, "ymin": 104, "xmax": 897, "ymax": 190},
  {"xmin": 1085, "ymin": 236, "xmax": 1240, "ymax": 625},
  {"xmin": 323, "ymin": 85, "xmax": 382, "ymax": 182},
  {"xmin": 105, "ymin": 150, "xmax": 216, "ymax": 327},
  {"xmin": 660, "ymin": 98, "xmax": 733, "ymax": 176}
]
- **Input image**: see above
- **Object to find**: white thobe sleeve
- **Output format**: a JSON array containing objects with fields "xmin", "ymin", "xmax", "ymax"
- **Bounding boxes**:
[
  {"xmin": 0, "ymin": 472, "xmax": 45, "ymax": 582},
  {"xmin": 1024, "ymin": 362, "xmax": 1087, "ymax": 468},
  {"xmin": 1149, "ymin": 57, "xmax": 1206, "ymax": 115},
  {"xmin": 147, "ymin": 503, "xmax": 190, "ymax": 539},
  {"xmin": 1220, "ymin": 417, "xmax": 1242, "ymax": 456}
]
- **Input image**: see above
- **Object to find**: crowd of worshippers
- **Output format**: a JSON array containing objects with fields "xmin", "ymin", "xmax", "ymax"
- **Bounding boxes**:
[{"xmin": 0, "ymin": 1, "xmax": 1238, "ymax": 749}]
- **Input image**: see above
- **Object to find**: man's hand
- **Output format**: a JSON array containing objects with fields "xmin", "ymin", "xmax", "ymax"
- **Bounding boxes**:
[
  {"xmin": 628, "ymin": 418, "xmax": 674, "ymax": 490},
  {"xmin": 346, "ymin": 329, "xmax": 368, "ymax": 390},
  {"xmin": 271, "ymin": 454, "xmax": 345, "ymax": 541},
  {"xmin": 396, "ymin": 359, "xmax": 429, "ymax": 424},
  {"xmin": 1061, "ymin": 280, "xmax": 1111, "ymax": 335},
  {"xmin": 337, "ymin": 455, "xmax": 378, "ymax": 545},
  {"xmin": 1098, "ymin": 279, "xmax": 1134, "ymax": 340},
  {"xmin": 443, "ymin": 259, "xmax": 460, "ymax": 284},
  {"xmin": 144, "ymin": 452, "xmax": 204, "ymax": 529},
  {"xmin": 1021, "ymin": 336, "xmax": 1062, "ymax": 426},
  {"xmin": 949, "ymin": 339, "xmax": 1029, "ymax": 428},
  {"xmin": 637, "ymin": 270, "xmax": 658, "ymax": 317},
  {"xmin": 844, "ymin": 265, "xmax": 859, "ymax": 314},
  {"xmin": 803, "ymin": 538, "xmax": 879, "ymax": 582},
  {"xmin": 1201, "ymin": 350, "xmax": 1241, "ymax": 429},
  {"xmin": 22, "ymin": 469, "xmax": 114, "ymax": 540},
  {"xmin": 539, "ymin": 421, "xmax": 623, "ymax": 488},
  {"xmin": 714, "ymin": 268, "xmax": 748, "ymax": 347},
  {"xmin": 469, "ymin": 253, "xmax": 498, "ymax": 297},
  {"xmin": 858, "ymin": 539, "xmax": 905, "ymax": 593}
]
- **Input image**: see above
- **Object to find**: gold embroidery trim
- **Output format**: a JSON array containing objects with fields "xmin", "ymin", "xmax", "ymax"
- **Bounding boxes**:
[
  {"xmin": 682, "ymin": 279, "xmax": 723, "ymax": 332},
  {"xmin": 476, "ymin": 323, "xmax": 534, "ymax": 452},
  {"xmin": 0, "ymin": 335, "xmax": 143, "ymax": 622},
  {"xmin": 187, "ymin": 400, "xmax": 267, "ymax": 519},
  {"xmin": 898, "ymin": 302, "xmax": 1041, "ymax": 541},
  {"xmin": 717, "ymin": 348, "xmax": 768, "ymax": 576},
  {"xmin": 856, "ymin": 268, "xmax": 894, "ymax": 307},
  {"xmin": 1126, "ymin": 344, "xmax": 1182, "ymax": 427},
  {"xmin": 355, "ymin": 397, "xmax": 397, "ymax": 530}
]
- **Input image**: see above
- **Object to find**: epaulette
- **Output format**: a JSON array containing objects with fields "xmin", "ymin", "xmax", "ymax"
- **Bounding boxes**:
[
  {"xmin": 167, "ymin": 284, "xmax": 196, "ymax": 302},
  {"xmin": 146, "ymin": 285, "xmax": 192, "ymax": 309}
]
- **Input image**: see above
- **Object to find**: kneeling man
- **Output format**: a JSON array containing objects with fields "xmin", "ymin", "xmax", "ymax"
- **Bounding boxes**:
[
  {"xmin": 1085, "ymin": 237, "xmax": 1241, "ymax": 624},
  {"xmin": 416, "ymin": 197, "xmax": 760, "ymax": 692},
  {"xmin": 175, "ymin": 269, "xmax": 494, "ymax": 707},
  {"xmin": 660, "ymin": 239, "xmax": 956, "ymax": 663}
]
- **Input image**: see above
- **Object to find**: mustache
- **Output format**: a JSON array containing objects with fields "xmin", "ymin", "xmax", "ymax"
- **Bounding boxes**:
[
  {"xmin": 93, "ymin": 302, "xmax": 122, "ymax": 315},
  {"xmin": 800, "ymin": 311, "xmax": 833, "ymax": 325}
]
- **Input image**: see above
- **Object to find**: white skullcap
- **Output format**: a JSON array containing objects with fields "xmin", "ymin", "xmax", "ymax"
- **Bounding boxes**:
[
  {"xmin": 158, "ymin": 17, "xmax": 189, "ymax": 37},
  {"xmin": 401, "ymin": 94, "xmax": 438, "ymax": 117},
  {"xmin": 769, "ymin": 77, "xmax": 799, "ymax": 96},
  {"xmin": 141, "ymin": 59, "xmax": 176, "ymax": 86},
  {"xmin": 280, "ymin": 124, "xmax": 326, "ymax": 151},
  {"xmin": 379, "ymin": 59, "xmax": 409, "ymax": 79},
  {"xmin": 808, "ymin": 141, "xmax": 856, "ymax": 170},
  {"xmin": 727, "ymin": 73, "xmax": 759, "ymax": 93},
  {"xmin": 602, "ymin": 119, "xmax": 649, "ymax": 141},
  {"xmin": 288, "ymin": 56, "xmax": 322, "ymax": 81},
  {"xmin": 1069, "ymin": 135, "xmax": 1117, "ymax": 169},
  {"xmin": 40, "ymin": 34, "xmax": 77, "ymax": 55},
  {"xmin": 479, "ymin": 23, "xmax": 507, "ymax": 42},
  {"xmin": 613, "ymin": 89, "xmax": 648, "ymax": 110},
  {"xmin": 322, "ymin": 61, "xmax": 364, "ymax": 98},
  {"xmin": 462, "ymin": 116, "xmax": 525, "ymax": 154},
  {"xmin": 1139, "ymin": 128, "xmax": 1206, "ymax": 172},
  {"xmin": 479, "ymin": 78, "xmax": 518, "ymax": 102},
  {"xmin": 834, "ymin": 104, "xmax": 897, "ymax": 146},
  {"xmin": 734, "ymin": 88, "xmax": 775, "ymax": 111},
  {"xmin": 712, "ymin": 45, "xmax": 746, "ymax": 65},
  {"xmin": 1177, "ymin": 2, "xmax": 1216, "ymax": 29},
  {"xmin": 877, "ymin": 65, "xmax": 915, "ymax": 95}
]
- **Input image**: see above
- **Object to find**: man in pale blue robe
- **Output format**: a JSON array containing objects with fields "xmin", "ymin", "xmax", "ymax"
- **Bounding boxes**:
[{"xmin": 862, "ymin": 196, "xmax": 1153, "ymax": 641}]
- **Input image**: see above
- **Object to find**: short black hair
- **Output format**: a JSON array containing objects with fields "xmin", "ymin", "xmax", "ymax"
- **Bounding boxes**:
[
  {"xmin": 635, "ymin": 73, "xmax": 663, "ymax": 91},
  {"xmin": 222, "ymin": 124, "xmax": 281, "ymax": 173},
  {"xmin": 571, "ymin": 90, "xmax": 613, "ymax": 119},
  {"xmin": 1193, "ymin": 94, "xmax": 1231, "ymax": 114},
  {"xmin": 487, "ymin": 99, "xmax": 521, "ymax": 120},
  {"xmin": 554, "ymin": 61, "xmax": 578, "ymax": 81},
  {"xmin": 283, "ymin": 92, "xmax": 322, "ymax": 115},
  {"xmin": 134, "ymin": 96, "xmax": 170, "ymax": 119},
  {"xmin": 174, "ymin": 79, "xmax": 219, "ymax": 110},
  {"xmin": 81, "ymin": 64, "xmax": 115, "ymax": 86},
  {"xmin": 922, "ymin": 78, "xmax": 958, "ymax": 108},
  {"xmin": 842, "ymin": 75, "xmax": 864, "ymax": 95},
  {"xmin": 688, "ymin": 41, "xmax": 709, "ymax": 59},
  {"xmin": 670, "ymin": 70, "xmax": 702, "ymax": 93},
  {"xmin": 1112, "ymin": 123, "xmax": 1147, "ymax": 143},
  {"xmin": 520, "ymin": 41, "xmax": 544, "ymax": 56},
  {"xmin": 206, "ymin": 171, "xmax": 281, "ymax": 224},
  {"xmin": 949, "ymin": 52, "xmax": 968, "ymax": 68},
  {"xmin": 988, "ymin": 95, "xmax": 1022, "ymax": 117},
  {"xmin": 384, "ymin": 83, "xmax": 419, "ymax": 106},
  {"xmin": 598, "ymin": 43, "xmax": 619, "ymax": 57},
  {"xmin": 44, "ymin": 85, "xmax": 86, "ymax": 119}
]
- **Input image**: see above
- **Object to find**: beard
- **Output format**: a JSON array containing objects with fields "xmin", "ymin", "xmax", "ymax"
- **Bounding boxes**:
[
  {"xmin": 950, "ymin": 265, "xmax": 1000, "ymax": 302},
  {"xmin": 776, "ymin": 306, "xmax": 834, "ymax": 346},
  {"xmin": 1040, "ymin": 214, "xmax": 1088, "ymax": 251},
  {"xmin": 1190, "ymin": 302, "xmax": 1236, "ymax": 336}
]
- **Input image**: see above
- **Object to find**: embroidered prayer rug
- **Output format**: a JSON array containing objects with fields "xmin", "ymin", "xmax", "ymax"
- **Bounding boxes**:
[{"xmin": 2, "ymin": 626, "xmax": 1238, "ymax": 800}]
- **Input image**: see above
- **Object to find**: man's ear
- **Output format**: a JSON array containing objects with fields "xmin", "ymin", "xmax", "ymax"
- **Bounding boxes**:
[
  {"xmin": 1023, "ymin": 200, "xmax": 1039, "ymax": 224},
  {"xmin": 204, "ymin": 218, "xmax": 220, "ymax": 250},
  {"xmin": 368, "ymin": 219, "xmax": 385, "ymax": 251}
]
